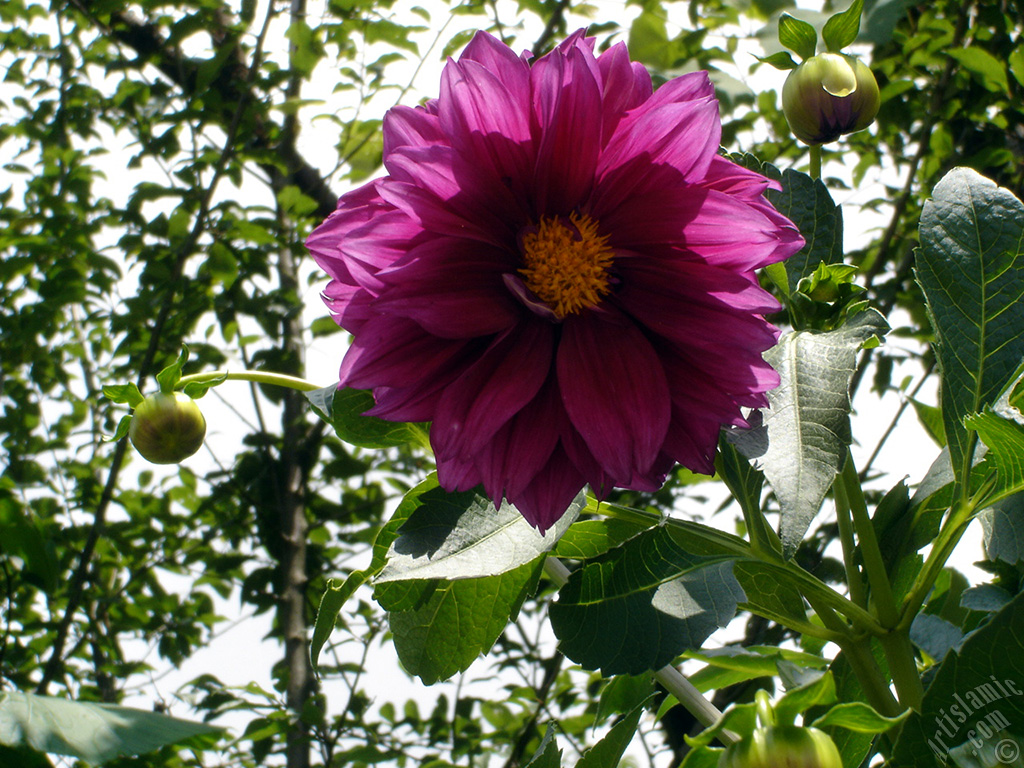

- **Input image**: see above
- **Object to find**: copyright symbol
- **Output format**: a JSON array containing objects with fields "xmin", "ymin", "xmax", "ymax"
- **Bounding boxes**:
[{"xmin": 996, "ymin": 738, "xmax": 1020, "ymax": 764}]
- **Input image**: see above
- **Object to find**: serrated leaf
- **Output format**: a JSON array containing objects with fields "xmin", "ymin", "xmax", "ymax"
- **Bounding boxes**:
[
  {"xmin": 549, "ymin": 527, "xmax": 744, "ymax": 675},
  {"xmin": 376, "ymin": 488, "xmax": 581, "ymax": 583},
  {"xmin": 383, "ymin": 558, "xmax": 543, "ymax": 684},
  {"xmin": 575, "ymin": 696, "xmax": 649, "ymax": 768},
  {"xmin": 916, "ymin": 168, "xmax": 1024, "ymax": 486},
  {"xmin": 822, "ymin": 0, "xmax": 863, "ymax": 52},
  {"xmin": 305, "ymin": 385, "xmax": 428, "ymax": 450},
  {"xmin": 811, "ymin": 701, "xmax": 908, "ymax": 733},
  {"xmin": 524, "ymin": 724, "xmax": 562, "ymax": 768},
  {"xmin": 892, "ymin": 591, "xmax": 1024, "ymax": 766},
  {"xmin": 728, "ymin": 310, "xmax": 889, "ymax": 557},
  {"xmin": 0, "ymin": 691, "xmax": 220, "ymax": 764},
  {"xmin": 966, "ymin": 412, "xmax": 1024, "ymax": 500},
  {"xmin": 778, "ymin": 13, "xmax": 818, "ymax": 60},
  {"xmin": 102, "ymin": 383, "xmax": 144, "ymax": 407},
  {"xmin": 980, "ymin": 494, "xmax": 1024, "ymax": 565}
]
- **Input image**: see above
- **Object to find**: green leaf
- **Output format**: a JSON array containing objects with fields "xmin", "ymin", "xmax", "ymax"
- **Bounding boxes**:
[
  {"xmin": 310, "ymin": 576, "xmax": 359, "ymax": 675},
  {"xmin": 310, "ymin": 474, "xmax": 439, "ymax": 671},
  {"xmin": 755, "ymin": 51, "xmax": 799, "ymax": 70},
  {"xmin": 575, "ymin": 696, "xmax": 649, "ymax": 768},
  {"xmin": 306, "ymin": 385, "xmax": 429, "ymax": 450},
  {"xmin": 947, "ymin": 48, "xmax": 1009, "ymax": 94},
  {"xmin": 181, "ymin": 373, "xmax": 227, "ymax": 399},
  {"xmin": 155, "ymin": 346, "xmax": 189, "ymax": 394},
  {"xmin": 778, "ymin": 13, "xmax": 818, "ymax": 60},
  {"xmin": 892, "ymin": 591, "xmax": 1024, "ymax": 766},
  {"xmin": 0, "ymin": 691, "xmax": 220, "ymax": 764},
  {"xmin": 965, "ymin": 412, "xmax": 1024, "ymax": 499},
  {"xmin": 549, "ymin": 527, "xmax": 744, "ymax": 675},
  {"xmin": 1010, "ymin": 45, "xmax": 1024, "ymax": 87},
  {"xmin": 980, "ymin": 494, "xmax": 1024, "ymax": 565},
  {"xmin": 106, "ymin": 414, "xmax": 132, "ymax": 443},
  {"xmin": 916, "ymin": 168, "xmax": 1024, "ymax": 486},
  {"xmin": 381, "ymin": 558, "xmax": 543, "ymax": 684},
  {"xmin": 822, "ymin": 0, "xmax": 863, "ymax": 53},
  {"xmin": 775, "ymin": 671, "xmax": 836, "ymax": 726},
  {"xmin": 554, "ymin": 518, "xmax": 649, "ymax": 560},
  {"xmin": 101, "ymin": 382, "xmax": 144, "ymax": 407},
  {"xmin": 627, "ymin": 11, "xmax": 671, "ymax": 70},
  {"xmin": 0, "ymin": 744, "xmax": 53, "ymax": 767},
  {"xmin": 375, "ymin": 487, "xmax": 582, "ymax": 583},
  {"xmin": 909, "ymin": 397, "xmax": 946, "ymax": 446},
  {"xmin": 728, "ymin": 310, "xmax": 889, "ymax": 557},
  {"xmin": 736, "ymin": 159, "xmax": 844, "ymax": 295},
  {"xmin": 910, "ymin": 613, "xmax": 963, "ymax": 661},
  {"xmin": 524, "ymin": 724, "xmax": 562, "ymax": 768},
  {"xmin": 811, "ymin": 701, "xmax": 908, "ymax": 733}
]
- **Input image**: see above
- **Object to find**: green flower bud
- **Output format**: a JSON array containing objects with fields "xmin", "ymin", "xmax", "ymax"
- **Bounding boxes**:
[
  {"xmin": 782, "ymin": 53, "xmax": 880, "ymax": 145},
  {"xmin": 719, "ymin": 725, "xmax": 844, "ymax": 768},
  {"xmin": 129, "ymin": 392, "xmax": 207, "ymax": 464}
]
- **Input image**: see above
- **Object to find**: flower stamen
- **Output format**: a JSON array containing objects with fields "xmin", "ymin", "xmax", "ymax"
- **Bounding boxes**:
[{"xmin": 519, "ymin": 212, "xmax": 614, "ymax": 319}]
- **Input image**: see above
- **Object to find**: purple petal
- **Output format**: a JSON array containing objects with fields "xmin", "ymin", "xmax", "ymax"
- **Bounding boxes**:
[
  {"xmin": 340, "ymin": 314, "xmax": 472, "ymax": 390},
  {"xmin": 508, "ymin": 444, "xmax": 587, "ymax": 533},
  {"xmin": 372, "ymin": 238, "xmax": 521, "ymax": 338},
  {"xmin": 596, "ymin": 42, "xmax": 653, "ymax": 138},
  {"xmin": 594, "ymin": 98, "xmax": 721, "ymax": 211},
  {"xmin": 557, "ymin": 311, "xmax": 671, "ymax": 482},
  {"xmin": 530, "ymin": 43, "xmax": 602, "ymax": 212},
  {"xmin": 432, "ymin": 321, "xmax": 555, "ymax": 461}
]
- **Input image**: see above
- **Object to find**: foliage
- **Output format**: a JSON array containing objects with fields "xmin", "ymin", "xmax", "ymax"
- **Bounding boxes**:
[{"xmin": 1, "ymin": 0, "xmax": 1023, "ymax": 767}]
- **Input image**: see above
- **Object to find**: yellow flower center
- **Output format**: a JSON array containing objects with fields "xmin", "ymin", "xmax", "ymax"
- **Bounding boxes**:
[{"xmin": 518, "ymin": 212, "xmax": 614, "ymax": 319}]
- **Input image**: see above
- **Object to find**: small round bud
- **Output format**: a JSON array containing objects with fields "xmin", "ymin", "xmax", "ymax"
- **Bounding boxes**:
[
  {"xmin": 782, "ymin": 53, "xmax": 880, "ymax": 145},
  {"xmin": 719, "ymin": 725, "xmax": 843, "ymax": 768},
  {"xmin": 129, "ymin": 392, "xmax": 207, "ymax": 464}
]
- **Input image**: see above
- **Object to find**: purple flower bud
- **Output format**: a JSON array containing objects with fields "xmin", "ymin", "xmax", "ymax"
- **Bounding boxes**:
[
  {"xmin": 782, "ymin": 53, "xmax": 880, "ymax": 145},
  {"xmin": 129, "ymin": 392, "xmax": 206, "ymax": 464}
]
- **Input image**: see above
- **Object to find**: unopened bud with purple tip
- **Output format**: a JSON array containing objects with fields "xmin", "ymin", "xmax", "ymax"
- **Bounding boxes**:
[{"xmin": 782, "ymin": 53, "xmax": 879, "ymax": 145}]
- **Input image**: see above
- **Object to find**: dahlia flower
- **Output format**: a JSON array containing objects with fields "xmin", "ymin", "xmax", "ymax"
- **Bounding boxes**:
[{"xmin": 308, "ymin": 30, "xmax": 804, "ymax": 532}]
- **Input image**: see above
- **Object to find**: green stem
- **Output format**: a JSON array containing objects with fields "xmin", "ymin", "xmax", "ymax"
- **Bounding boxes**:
[
  {"xmin": 809, "ymin": 145, "xmax": 822, "ymax": 180},
  {"xmin": 832, "ymin": 476, "xmax": 867, "ymax": 609},
  {"xmin": 177, "ymin": 370, "xmax": 323, "ymax": 393},
  {"xmin": 542, "ymin": 558, "xmax": 739, "ymax": 745},
  {"xmin": 898, "ymin": 483, "xmax": 987, "ymax": 631},
  {"xmin": 880, "ymin": 630, "xmax": 924, "ymax": 711},
  {"xmin": 839, "ymin": 637, "xmax": 903, "ymax": 718},
  {"xmin": 840, "ymin": 452, "xmax": 899, "ymax": 628},
  {"xmin": 592, "ymin": 499, "xmax": 884, "ymax": 635}
]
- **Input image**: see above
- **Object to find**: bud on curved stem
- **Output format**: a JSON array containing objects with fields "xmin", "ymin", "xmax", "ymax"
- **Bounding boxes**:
[
  {"xmin": 129, "ymin": 392, "xmax": 207, "ymax": 464},
  {"xmin": 782, "ymin": 53, "xmax": 880, "ymax": 145},
  {"xmin": 718, "ymin": 724, "xmax": 844, "ymax": 768}
]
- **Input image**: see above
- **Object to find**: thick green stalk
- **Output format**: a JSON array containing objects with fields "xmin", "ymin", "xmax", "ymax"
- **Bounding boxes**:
[
  {"xmin": 832, "ymin": 477, "xmax": 867, "ymax": 608},
  {"xmin": 839, "ymin": 453, "xmax": 898, "ymax": 628}
]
